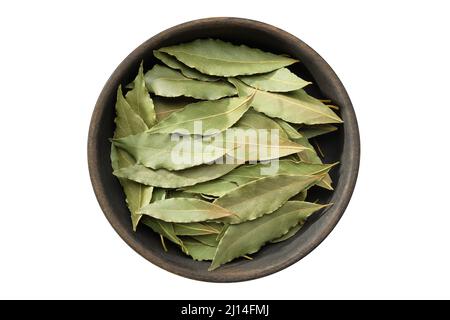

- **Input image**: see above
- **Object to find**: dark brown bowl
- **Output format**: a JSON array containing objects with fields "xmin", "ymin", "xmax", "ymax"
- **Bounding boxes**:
[{"xmin": 88, "ymin": 17, "xmax": 360, "ymax": 282}]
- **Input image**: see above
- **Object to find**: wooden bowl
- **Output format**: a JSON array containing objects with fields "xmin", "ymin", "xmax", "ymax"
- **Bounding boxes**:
[{"xmin": 88, "ymin": 17, "xmax": 360, "ymax": 282}]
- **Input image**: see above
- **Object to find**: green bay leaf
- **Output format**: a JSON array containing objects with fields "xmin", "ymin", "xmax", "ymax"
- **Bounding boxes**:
[
  {"xmin": 238, "ymin": 67, "xmax": 311, "ymax": 92},
  {"xmin": 210, "ymin": 201, "xmax": 328, "ymax": 270},
  {"xmin": 158, "ymin": 39, "xmax": 298, "ymax": 77},
  {"xmin": 145, "ymin": 65, "xmax": 236, "ymax": 100},
  {"xmin": 139, "ymin": 198, "xmax": 234, "ymax": 223}
]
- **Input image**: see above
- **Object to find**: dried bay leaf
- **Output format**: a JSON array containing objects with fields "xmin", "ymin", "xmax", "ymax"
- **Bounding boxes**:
[
  {"xmin": 141, "ymin": 216, "xmax": 185, "ymax": 249},
  {"xmin": 271, "ymin": 201, "xmax": 332, "ymax": 244},
  {"xmin": 318, "ymin": 174, "xmax": 333, "ymax": 191},
  {"xmin": 181, "ymin": 179, "xmax": 238, "ymax": 197},
  {"xmin": 110, "ymin": 40, "xmax": 342, "ymax": 269},
  {"xmin": 294, "ymin": 137, "xmax": 334, "ymax": 190},
  {"xmin": 148, "ymin": 95, "xmax": 254, "ymax": 134},
  {"xmin": 299, "ymin": 124, "xmax": 338, "ymax": 139},
  {"xmin": 167, "ymin": 190, "xmax": 203, "ymax": 200},
  {"xmin": 151, "ymin": 188, "xmax": 167, "ymax": 202},
  {"xmin": 216, "ymin": 224, "xmax": 229, "ymax": 241},
  {"xmin": 153, "ymin": 50, "xmax": 219, "ymax": 82},
  {"xmin": 113, "ymin": 162, "xmax": 239, "ymax": 188},
  {"xmin": 182, "ymin": 161, "xmax": 334, "ymax": 196},
  {"xmin": 111, "ymin": 146, "xmax": 153, "ymax": 231},
  {"xmin": 219, "ymin": 127, "xmax": 309, "ymax": 162},
  {"xmin": 158, "ymin": 39, "xmax": 298, "ymax": 77},
  {"xmin": 229, "ymin": 78, "xmax": 342, "ymax": 125},
  {"xmin": 214, "ymin": 174, "xmax": 323, "ymax": 224},
  {"xmin": 296, "ymin": 138, "xmax": 321, "ymax": 163},
  {"xmin": 290, "ymin": 189, "xmax": 308, "ymax": 201},
  {"xmin": 145, "ymin": 65, "xmax": 236, "ymax": 100},
  {"xmin": 222, "ymin": 160, "xmax": 335, "ymax": 186},
  {"xmin": 274, "ymin": 118, "xmax": 303, "ymax": 139},
  {"xmin": 199, "ymin": 194, "xmax": 217, "ymax": 201},
  {"xmin": 192, "ymin": 234, "xmax": 220, "ymax": 247},
  {"xmin": 153, "ymin": 96, "xmax": 194, "ymax": 121},
  {"xmin": 239, "ymin": 67, "xmax": 311, "ymax": 92},
  {"xmin": 173, "ymin": 222, "xmax": 220, "ymax": 236},
  {"xmin": 142, "ymin": 188, "xmax": 185, "ymax": 251},
  {"xmin": 282, "ymin": 153, "xmax": 302, "ymax": 161},
  {"xmin": 125, "ymin": 62, "xmax": 156, "ymax": 127},
  {"xmin": 182, "ymin": 239, "xmax": 217, "ymax": 261},
  {"xmin": 210, "ymin": 201, "xmax": 328, "ymax": 270},
  {"xmin": 116, "ymin": 128, "xmax": 308, "ymax": 170},
  {"xmin": 169, "ymin": 189, "xmax": 217, "ymax": 201},
  {"xmin": 150, "ymin": 195, "xmax": 220, "ymax": 245},
  {"xmin": 113, "ymin": 86, "xmax": 148, "ymax": 138},
  {"xmin": 139, "ymin": 198, "xmax": 234, "ymax": 223},
  {"xmin": 236, "ymin": 109, "xmax": 288, "ymax": 139},
  {"xmin": 111, "ymin": 86, "xmax": 152, "ymax": 231},
  {"xmin": 113, "ymin": 132, "xmax": 227, "ymax": 171},
  {"xmin": 271, "ymin": 223, "xmax": 305, "ymax": 243},
  {"xmin": 276, "ymin": 119, "xmax": 335, "ymax": 189}
]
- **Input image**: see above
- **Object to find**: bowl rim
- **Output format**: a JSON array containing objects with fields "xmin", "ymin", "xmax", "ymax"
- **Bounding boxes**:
[{"xmin": 88, "ymin": 17, "xmax": 360, "ymax": 282}]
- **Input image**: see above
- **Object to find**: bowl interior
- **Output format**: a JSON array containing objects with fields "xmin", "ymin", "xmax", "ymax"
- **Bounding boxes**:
[{"xmin": 89, "ymin": 18, "xmax": 357, "ymax": 282}]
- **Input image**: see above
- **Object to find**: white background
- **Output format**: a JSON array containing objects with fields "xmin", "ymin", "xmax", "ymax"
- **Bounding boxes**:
[{"xmin": 1, "ymin": 0, "xmax": 449, "ymax": 299}]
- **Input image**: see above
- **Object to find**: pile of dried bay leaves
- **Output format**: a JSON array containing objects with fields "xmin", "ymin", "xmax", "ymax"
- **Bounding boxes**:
[{"xmin": 110, "ymin": 39, "xmax": 342, "ymax": 270}]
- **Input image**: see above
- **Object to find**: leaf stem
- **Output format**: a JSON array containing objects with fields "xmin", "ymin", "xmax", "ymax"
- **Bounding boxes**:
[
  {"xmin": 327, "ymin": 105, "xmax": 339, "ymax": 110},
  {"xmin": 160, "ymin": 235, "xmax": 168, "ymax": 252},
  {"xmin": 314, "ymin": 140, "xmax": 325, "ymax": 158}
]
